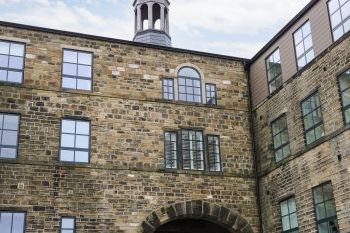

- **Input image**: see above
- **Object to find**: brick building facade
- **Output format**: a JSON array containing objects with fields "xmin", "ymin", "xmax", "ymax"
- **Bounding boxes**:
[{"xmin": 0, "ymin": 0, "xmax": 349, "ymax": 232}]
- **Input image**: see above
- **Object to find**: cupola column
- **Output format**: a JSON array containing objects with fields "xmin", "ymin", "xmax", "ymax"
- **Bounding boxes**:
[
  {"xmin": 137, "ymin": 4, "xmax": 142, "ymax": 31},
  {"xmin": 147, "ymin": 2, "xmax": 153, "ymax": 30},
  {"xmin": 160, "ymin": 5, "xmax": 165, "ymax": 30}
]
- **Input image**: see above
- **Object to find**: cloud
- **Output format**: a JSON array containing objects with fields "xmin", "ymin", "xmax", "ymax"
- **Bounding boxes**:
[{"xmin": 0, "ymin": 0, "xmax": 311, "ymax": 58}]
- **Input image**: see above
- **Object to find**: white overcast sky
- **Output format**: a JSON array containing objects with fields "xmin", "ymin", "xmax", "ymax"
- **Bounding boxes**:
[{"xmin": 0, "ymin": 0, "xmax": 311, "ymax": 58}]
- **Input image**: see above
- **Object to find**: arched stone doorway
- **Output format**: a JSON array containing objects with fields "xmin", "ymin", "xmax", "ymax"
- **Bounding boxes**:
[
  {"xmin": 139, "ymin": 200, "xmax": 254, "ymax": 233},
  {"xmin": 155, "ymin": 219, "xmax": 231, "ymax": 233}
]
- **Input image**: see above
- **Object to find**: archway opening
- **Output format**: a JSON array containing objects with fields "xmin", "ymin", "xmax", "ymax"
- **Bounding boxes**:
[{"xmin": 154, "ymin": 219, "xmax": 231, "ymax": 233}]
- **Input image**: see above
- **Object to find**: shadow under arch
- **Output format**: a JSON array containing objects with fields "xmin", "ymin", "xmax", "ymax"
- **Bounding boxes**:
[{"xmin": 139, "ymin": 200, "xmax": 254, "ymax": 233}]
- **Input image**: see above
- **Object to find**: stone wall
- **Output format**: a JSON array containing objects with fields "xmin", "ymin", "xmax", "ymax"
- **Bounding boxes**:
[
  {"xmin": 0, "ymin": 24, "xmax": 259, "ymax": 233},
  {"xmin": 253, "ymin": 33, "xmax": 350, "ymax": 232}
]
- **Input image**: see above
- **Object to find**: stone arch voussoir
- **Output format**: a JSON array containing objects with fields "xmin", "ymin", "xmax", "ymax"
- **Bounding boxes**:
[{"xmin": 139, "ymin": 200, "xmax": 254, "ymax": 233}]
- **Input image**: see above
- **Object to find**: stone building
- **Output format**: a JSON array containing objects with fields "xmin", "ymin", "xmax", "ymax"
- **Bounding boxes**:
[{"xmin": 0, "ymin": 0, "xmax": 349, "ymax": 232}]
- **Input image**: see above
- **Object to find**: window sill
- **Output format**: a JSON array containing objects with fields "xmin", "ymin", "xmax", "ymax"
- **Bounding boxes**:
[
  {"xmin": 157, "ymin": 99, "xmax": 221, "ymax": 109},
  {"xmin": 163, "ymin": 168, "xmax": 223, "ymax": 176}
]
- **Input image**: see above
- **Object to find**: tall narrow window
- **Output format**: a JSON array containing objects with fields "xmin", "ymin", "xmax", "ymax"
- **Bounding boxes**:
[
  {"xmin": 207, "ymin": 135, "xmax": 221, "ymax": 172},
  {"xmin": 0, "ymin": 211, "xmax": 26, "ymax": 233},
  {"xmin": 338, "ymin": 68, "xmax": 350, "ymax": 124},
  {"xmin": 60, "ymin": 217, "xmax": 75, "ymax": 233},
  {"xmin": 181, "ymin": 129, "xmax": 204, "ymax": 170},
  {"xmin": 293, "ymin": 21, "xmax": 314, "ymax": 70},
  {"xmin": 60, "ymin": 119, "xmax": 90, "ymax": 163},
  {"xmin": 0, "ymin": 40, "xmax": 25, "ymax": 84},
  {"xmin": 328, "ymin": 0, "xmax": 350, "ymax": 41},
  {"xmin": 271, "ymin": 115, "xmax": 291, "ymax": 162},
  {"xmin": 164, "ymin": 131, "xmax": 177, "ymax": 169},
  {"xmin": 0, "ymin": 113, "xmax": 20, "ymax": 159},
  {"xmin": 178, "ymin": 67, "xmax": 202, "ymax": 103},
  {"xmin": 280, "ymin": 197, "xmax": 299, "ymax": 233},
  {"xmin": 266, "ymin": 48, "xmax": 283, "ymax": 93},
  {"xmin": 162, "ymin": 78, "xmax": 174, "ymax": 100},
  {"xmin": 205, "ymin": 84, "xmax": 217, "ymax": 105},
  {"xmin": 62, "ymin": 49, "xmax": 93, "ymax": 91},
  {"xmin": 313, "ymin": 183, "xmax": 339, "ymax": 233},
  {"xmin": 301, "ymin": 92, "xmax": 325, "ymax": 145}
]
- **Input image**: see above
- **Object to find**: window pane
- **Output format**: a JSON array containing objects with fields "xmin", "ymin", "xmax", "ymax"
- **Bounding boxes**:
[
  {"xmin": 294, "ymin": 30, "xmax": 303, "ymax": 44},
  {"xmin": 60, "ymin": 150, "xmax": 74, "ymax": 162},
  {"xmin": 62, "ymin": 120, "xmax": 76, "ymax": 134},
  {"xmin": 305, "ymin": 50, "xmax": 315, "ymax": 63},
  {"xmin": 296, "ymin": 43, "xmax": 304, "ymax": 57},
  {"xmin": 12, "ymin": 213, "xmax": 25, "ymax": 233},
  {"xmin": 2, "ymin": 130, "xmax": 18, "ymax": 146},
  {"xmin": 75, "ymin": 151, "xmax": 89, "ymax": 163},
  {"xmin": 4, "ymin": 115, "xmax": 19, "ymax": 130},
  {"xmin": 316, "ymin": 203, "xmax": 326, "ymax": 220},
  {"xmin": 178, "ymin": 67, "xmax": 200, "ymax": 78},
  {"xmin": 298, "ymin": 57, "xmax": 306, "ymax": 69},
  {"xmin": 0, "ymin": 54, "xmax": 9, "ymax": 68},
  {"xmin": 281, "ymin": 201, "xmax": 289, "ymax": 216},
  {"xmin": 76, "ymin": 121, "xmax": 89, "ymax": 135},
  {"xmin": 9, "ymin": 56, "xmax": 23, "ymax": 70},
  {"xmin": 75, "ymin": 135, "xmax": 89, "ymax": 149},
  {"xmin": 0, "ymin": 148, "xmax": 17, "ymax": 158},
  {"xmin": 306, "ymin": 130, "xmax": 316, "ymax": 145},
  {"xmin": 62, "ymin": 230, "xmax": 74, "ymax": 233},
  {"xmin": 77, "ymin": 79, "xmax": 91, "ymax": 91},
  {"xmin": 78, "ymin": 65, "xmax": 91, "ymax": 78},
  {"xmin": 62, "ymin": 77, "xmax": 77, "ymax": 89},
  {"xmin": 318, "ymin": 222, "xmax": 328, "ymax": 233},
  {"xmin": 290, "ymin": 213, "xmax": 298, "ymax": 228},
  {"xmin": 0, "ymin": 41, "xmax": 10, "ymax": 54},
  {"xmin": 78, "ymin": 52, "xmax": 92, "ymax": 65},
  {"xmin": 304, "ymin": 35, "xmax": 313, "ymax": 51},
  {"xmin": 342, "ymin": 1, "xmax": 350, "ymax": 19},
  {"xmin": 63, "ymin": 63, "xmax": 77, "ymax": 76},
  {"xmin": 325, "ymin": 200, "xmax": 337, "ymax": 217},
  {"xmin": 63, "ymin": 50, "xmax": 77, "ymax": 63},
  {"xmin": 7, "ymin": 71, "xmax": 22, "ymax": 83},
  {"xmin": 282, "ymin": 216, "xmax": 290, "ymax": 230},
  {"xmin": 61, "ymin": 134, "xmax": 75, "ymax": 147},
  {"xmin": 303, "ymin": 21, "xmax": 311, "ymax": 35},
  {"xmin": 314, "ymin": 187, "xmax": 324, "ymax": 204},
  {"xmin": 288, "ymin": 198, "xmax": 296, "ymax": 212},
  {"xmin": 0, "ymin": 212, "xmax": 12, "ymax": 233},
  {"xmin": 333, "ymin": 26, "xmax": 344, "ymax": 40},
  {"xmin": 331, "ymin": 11, "xmax": 342, "ymax": 27},
  {"xmin": 0, "ymin": 69, "xmax": 7, "ymax": 81},
  {"xmin": 62, "ymin": 218, "xmax": 74, "ymax": 228},
  {"xmin": 10, "ymin": 43, "xmax": 24, "ymax": 56}
]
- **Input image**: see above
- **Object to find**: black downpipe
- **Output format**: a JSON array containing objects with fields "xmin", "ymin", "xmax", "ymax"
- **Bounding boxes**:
[{"xmin": 244, "ymin": 61, "xmax": 263, "ymax": 233}]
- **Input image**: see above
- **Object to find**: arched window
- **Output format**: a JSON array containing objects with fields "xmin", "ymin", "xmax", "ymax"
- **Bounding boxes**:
[{"xmin": 178, "ymin": 67, "xmax": 202, "ymax": 103}]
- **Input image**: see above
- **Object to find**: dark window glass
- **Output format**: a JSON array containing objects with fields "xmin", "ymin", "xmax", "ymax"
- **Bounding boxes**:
[
  {"xmin": 266, "ymin": 49, "xmax": 283, "ymax": 93},
  {"xmin": 60, "ymin": 119, "xmax": 90, "ymax": 163},
  {"xmin": 181, "ymin": 129, "xmax": 204, "ymax": 170},
  {"xmin": 207, "ymin": 135, "xmax": 221, "ymax": 172},
  {"xmin": 313, "ymin": 183, "xmax": 339, "ymax": 233},
  {"xmin": 301, "ymin": 92, "xmax": 325, "ymax": 145},
  {"xmin": 338, "ymin": 69, "xmax": 350, "ymax": 124},
  {"xmin": 162, "ymin": 78, "xmax": 174, "ymax": 100},
  {"xmin": 0, "ymin": 41, "xmax": 25, "ymax": 84},
  {"xmin": 0, "ymin": 113, "xmax": 20, "ymax": 159},
  {"xmin": 62, "ymin": 49, "xmax": 93, "ymax": 91},
  {"xmin": 271, "ymin": 115, "xmax": 291, "ymax": 162},
  {"xmin": 164, "ymin": 131, "xmax": 177, "ymax": 169},
  {"xmin": 0, "ymin": 211, "xmax": 25, "ymax": 233},
  {"xmin": 61, "ymin": 217, "xmax": 75, "ymax": 233},
  {"xmin": 178, "ymin": 67, "xmax": 202, "ymax": 103},
  {"xmin": 293, "ymin": 21, "xmax": 315, "ymax": 70},
  {"xmin": 328, "ymin": 0, "xmax": 350, "ymax": 41},
  {"xmin": 205, "ymin": 84, "xmax": 217, "ymax": 105},
  {"xmin": 280, "ymin": 197, "xmax": 299, "ymax": 233}
]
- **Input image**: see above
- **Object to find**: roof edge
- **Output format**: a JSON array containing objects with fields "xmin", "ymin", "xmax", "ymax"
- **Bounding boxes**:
[
  {"xmin": 0, "ymin": 20, "xmax": 249, "ymax": 63},
  {"xmin": 251, "ymin": 0, "xmax": 319, "ymax": 62}
]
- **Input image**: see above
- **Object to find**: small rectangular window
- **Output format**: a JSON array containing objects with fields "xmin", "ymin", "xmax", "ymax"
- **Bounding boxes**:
[
  {"xmin": 266, "ymin": 48, "xmax": 283, "ymax": 94},
  {"xmin": 301, "ymin": 92, "xmax": 325, "ymax": 145},
  {"xmin": 207, "ymin": 135, "xmax": 221, "ymax": 172},
  {"xmin": 162, "ymin": 78, "xmax": 174, "ymax": 100},
  {"xmin": 0, "ymin": 211, "xmax": 26, "ymax": 233},
  {"xmin": 60, "ymin": 119, "xmax": 90, "ymax": 163},
  {"xmin": 62, "ymin": 49, "xmax": 93, "ymax": 91},
  {"xmin": 338, "ymin": 69, "xmax": 350, "ymax": 124},
  {"xmin": 280, "ymin": 197, "xmax": 299, "ymax": 233},
  {"xmin": 0, "ymin": 40, "xmax": 25, "ymax": 84},
  {"xmin": 60, "ymin": 217, "xmax": 75, "ymax": 233},
  {"xmin": 328, "ymin": 0, "xmax": 350, "ymax": 41},
  {"xmin": 181, "ymin": 129, "xmax": 204, "ymax": 171},
  {"xmin": 164, "ymin": 131, "xmax": 177, "ymax": 169},
  {"xmin": 293, "ymin": 21, "xmax": 315, "ymax": 70},
  {"xmin": 312, "ymin": 183, "xmax": 339, "ymax": 233},
  {"xmin": 0, "ymin": 113, "xmax": 20, "ymax": 159},
  {"xmin": 271, "ymin": 115, "xmax": 291, "ymax": 162},
  {"xmin": 205, "ymin": 84, "xmax": 217, "ymax": 105}
]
